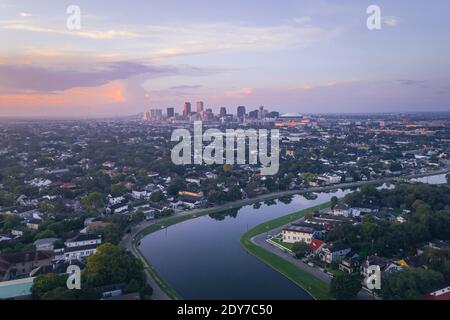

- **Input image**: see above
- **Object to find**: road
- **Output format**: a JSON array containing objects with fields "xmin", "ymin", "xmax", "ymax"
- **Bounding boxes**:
[
  {"xmin": 251, "ymin": 225, "xmax": 377, "ymax": 300},
  {"xmin": 121, "ymin": 220, "xmax": 172, "ymax": 300}
]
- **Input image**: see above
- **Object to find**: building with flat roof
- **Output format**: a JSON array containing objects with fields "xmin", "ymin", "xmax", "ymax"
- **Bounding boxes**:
[{"xmin": 0, "ymin": 277, "xmax": 34, "ymax": 299}]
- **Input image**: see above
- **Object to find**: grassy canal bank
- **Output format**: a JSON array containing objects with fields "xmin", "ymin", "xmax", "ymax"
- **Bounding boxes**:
[{"xmin": 240, "ymin": 202, "xmax": 332, "ymax": 300}]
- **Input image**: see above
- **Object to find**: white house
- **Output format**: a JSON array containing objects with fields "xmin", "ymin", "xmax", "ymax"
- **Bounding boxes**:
[
  {"xmin": 0, "ymin": 235, "xmax": 12, "ymax": 243},
  {"xmin": 317, "ymin": 174, "xmax": 341, "ymax": 185},
  {"xmin": 34, "ymin": 238, "xmax": 59, "ymax": 251},
  {"xmin": 62, "ymin": 234, "xmax": 102, "ymax": 261},
  {"xmin": 282, "ymin": 223, "xmax": 323, "ymax": 244},
  {"xmin": 132, "ymin": 190, "xmax": 148, "ymax": 199},
  {"xmin": 320, "ymin": 242, "xmax": 352, "ymax": 264}
]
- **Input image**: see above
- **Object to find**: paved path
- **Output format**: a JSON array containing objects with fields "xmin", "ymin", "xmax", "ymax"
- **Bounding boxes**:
[
  {"xmin": 121, "ymin": 168, "xmax": 449, "ymax": 300},
  {"xmin": 121, "ymin": 221, "xmax": 172, "ymax": 300}
]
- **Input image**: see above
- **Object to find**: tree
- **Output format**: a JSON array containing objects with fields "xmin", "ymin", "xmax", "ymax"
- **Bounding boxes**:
[
  {"xmin": 96, "ymin": 225, "xmax": 122, "ymax": 245},
  {"xmin": 0, "ymin": 191, "xmax": 14, "ymax": 207},
  {"xmin": 291, "ymin": 242, "xmax": 311, "ymax": 259},
  {"xmin": 330, "ymin": 273, "xmax": 362, "ymax": 300},
  {"xmin": 2, "ymin": 214, "xmax": 21, "ymax": 229},
  {"xmin": 223, "ymin": 164, "xmax": 232, "ymax": 172},
  {"xmin": 150, "ymin": 190, "xmax": 165, "ymax": 203},
  {"xmin": 331, "ymin": 196, "xmax": 339, "ymax": 210},
  {"xmin": 110, "ymin": 183, "xmax": 126, "ymax": 197}
]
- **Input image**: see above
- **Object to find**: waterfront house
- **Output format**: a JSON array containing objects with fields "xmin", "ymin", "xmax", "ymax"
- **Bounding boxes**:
[
  {"xmin": 61, "ymin": 234, "xmax": 102, "ymax": 262},
  {"xmin": 320, "ymin": 242, "xmax": 351, "ymax": 264},
  {"xmin": 339, "ymin": 253, "xmax": 361, "ymax": 274}
]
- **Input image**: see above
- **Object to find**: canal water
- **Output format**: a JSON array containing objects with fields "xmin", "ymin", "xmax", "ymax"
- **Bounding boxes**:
[
  {"xmin": 138, "ymin": 174, "xmax": 447, "ymax": 300},
  {"xmin": 139, "ymin": 189, "xmax": 352, "ymax": 299}
]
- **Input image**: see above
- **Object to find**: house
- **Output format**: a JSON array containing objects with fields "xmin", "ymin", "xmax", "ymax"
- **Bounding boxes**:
[
  {"xmin": 320, "ymin": 242, "xmax": 351, "ymax": 264},
  {"xmin": 34, "ymin": 238, "xmax": 59, "ymax": 251},
  {"xmin": 396, "ymin": 214, "xmax": 408, "ymax": 223},
  {"xmin": 339, "ymin": 253, "xmax": 361, "ymax": 274},
  {"xmin": 62, "ymin": 234, "xmax": 102, "ymax": 262},
  {"xmin": 0, "ymin": 235, "xmax": 12, "ymax": 243},
  {"xmin": 132, "ymin": 190, "xmax": 149, "ymax": 200},
  {"xmin": 102, "ymin": 161, "xmax": 115, "ymax": 169},
  {"xmin": 108, "ymin": 202, "xmax": 130, "ymax": 214},
  {"xmin": 331, "ymin": 203, "xmax": 351, "ymax": 217},
  {"xmin": 372, "ymin": 211, "xmax": 396, "ymax": 221},
  {"xmin": 0, "ymin": 277, "xmax": 35, "ymax": 299},
  {"xmin": 308, "ymin": 239, "xmax": 325, "ymax": 255},
  {"xmin": 0, "ymin": 251, "xmax": 52, "ymax": 281},
  {"xmin": 317, "ymin": 174, "xmax": 341, "ymax": 185},
  {"xmin": 361, "ymin": 255, "xmax": 392, "ymax": 279},
  {"xmin": 417, "ymin": 240, "xmax": 449, "ymax": 255},
  {"xmin": 178, "ymin": 191, "xmax": 204, "ymax": 199},
  {"xmin": 282, "ymin": 223, "xmax": 324, "ymax": 244},
  {"xmin": 26, "ymin": 218, "xmax": 42, "ymax": 230},
  {"xmin": 10, "ymin": 230, "xmax": 23, "ymax": 238},
  {"xmin": 424, "ymin": 287, "xmax": 450, "ymax": 300},
  {"xmin": 84, "ymin": 221, "xmax": 112, "ymax": 233}
]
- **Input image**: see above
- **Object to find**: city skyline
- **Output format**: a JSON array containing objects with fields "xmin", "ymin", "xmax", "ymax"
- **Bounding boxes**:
[{"xmin": 1, "ymin": 0, "xmax": 450, "ymax": 118}]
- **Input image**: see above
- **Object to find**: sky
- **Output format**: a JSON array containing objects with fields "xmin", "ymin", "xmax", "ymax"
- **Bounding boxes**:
[{"xmin": 0, "ymin": 0, "xmax": 449, "ymax": 118}]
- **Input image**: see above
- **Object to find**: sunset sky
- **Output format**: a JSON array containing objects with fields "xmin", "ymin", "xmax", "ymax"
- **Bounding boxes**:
[{"xmin": 1, "ymin": 0, "xmax": 450, "ymax": 118}]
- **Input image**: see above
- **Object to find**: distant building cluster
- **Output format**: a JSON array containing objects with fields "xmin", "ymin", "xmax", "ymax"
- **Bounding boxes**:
[{"xmin": 141, "ymin": 101, "xmax": 302, "ymax": 125}]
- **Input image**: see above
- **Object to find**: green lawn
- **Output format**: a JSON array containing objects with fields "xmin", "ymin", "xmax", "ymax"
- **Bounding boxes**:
[
  {"xmin": 240, "ymin": 202, "xmax": 332, "ymax": 300},
  {"xmin": 269, "ymin": 237, "xmax": 295, "ymax": 251}
]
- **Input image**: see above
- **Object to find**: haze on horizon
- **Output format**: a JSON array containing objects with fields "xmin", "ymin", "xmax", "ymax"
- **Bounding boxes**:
[{"xmin": 0, "ymin": 0, "xmax": 450, "ymax": 118}]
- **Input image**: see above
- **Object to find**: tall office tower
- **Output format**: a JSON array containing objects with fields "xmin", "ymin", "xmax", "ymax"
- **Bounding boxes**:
[
  {"xmin": 237, "ymin": 106, "xmax": 246, "ymax": 118},
  {"xmin": 268, "ymin": 111, "xmax": 280, "ymax": 118},
  {"xmin": 248, "ymin": 110, "xmax": 258, "ymax": 119},
  {"xmin": 150, "ymin": 109, "xmax": 163, "ymax": 120},
  {"xmin": 258, "ymin": 105, "xmax": 264, "ymax": 119},
  {"xmin": 183, "ymin": 102, "xmax": 191, "ymax": 117},
  {"xmin": 196, "ymin": 101, "xmax": 204, "ymax": 113},
  {"xmin": 142, "ymin": 111, "xmax": 150, "ymax": 122},
  {"xmin": 219, "ymin": 107, "xmax": 227, "ymax": 118},
  {"xmin": 167, "ymin": 107, "xmax": 175, "ymax": 118}
]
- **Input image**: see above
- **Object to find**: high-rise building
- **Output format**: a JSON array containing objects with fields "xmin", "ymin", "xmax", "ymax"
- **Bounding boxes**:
[
  {"xmin": 249, "ymin": 110, "xmax": 258, "ymax": 119},
  {"xmin": 258, "ymin": 106, "xmax": 264, "ymax": 119},
  {"xmin": 167, "ymin": 107, "xmax": 175, "ymax": 118},
  {"xmin": 219, "ymin": 107, "xmax": 227, "ymax": 118},
  {"xmin": 237, "ymin": 106, "xmax": 246, "ymax": 118},
  {"xmin": 268, "ymin": 111, "xmax": 279, "ymax": 118},
  {"xmin": 196, "ymin": 101, "xmax": 204, "ymax": 113},
  {"xmin": 183, "ymin": 102, "xmax": 191, "ymax": 117}
]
